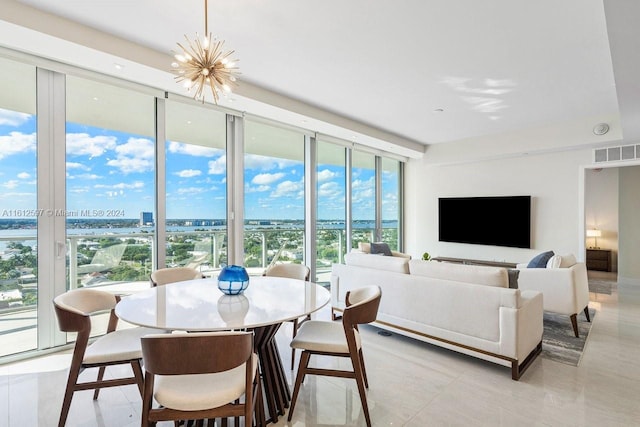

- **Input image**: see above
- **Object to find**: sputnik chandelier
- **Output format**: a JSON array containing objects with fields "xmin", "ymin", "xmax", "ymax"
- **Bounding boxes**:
[{"xmin": 171, "ymin": 0, "xmax": 240, "ymax": 104}]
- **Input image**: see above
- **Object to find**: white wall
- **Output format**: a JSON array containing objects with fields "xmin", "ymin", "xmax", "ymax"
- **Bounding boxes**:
[
  {"xmin": 619, "ymin": 166, "xmax": 640, "ymax": 284},
  {"xmin": 584, "ymin": 167, "xmax": 619, "ymax": 271},
  {"xmin": 405, "ymin": 148, "xmax": 593, "ymax": 264}
]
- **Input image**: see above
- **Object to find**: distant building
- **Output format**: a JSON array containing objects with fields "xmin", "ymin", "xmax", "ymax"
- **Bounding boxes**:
[{"xmin": 140, "ymin": 211, "xmax": 154, "ymax": 226}]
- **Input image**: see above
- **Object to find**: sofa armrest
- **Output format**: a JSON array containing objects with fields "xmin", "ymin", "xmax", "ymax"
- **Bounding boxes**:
[
  {"xmin": 516, "ymin": 290, "xmax": 544, "ymax": 360},
  {"xmin": 499, "ymin": 289, "xmax": 543, "ymax": 360},
  {"xmin": 516, "ymin": 266, "xmax": 587, "ymax": 315}
]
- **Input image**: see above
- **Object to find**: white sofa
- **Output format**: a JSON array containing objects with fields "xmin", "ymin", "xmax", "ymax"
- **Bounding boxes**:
[
  {"xmin": 516, "ymin": 254, "xmax": 590, "ymax": 337},
  {"xmin": 331, "ymin": 253, "xmax": 544, "ymax": 380}
]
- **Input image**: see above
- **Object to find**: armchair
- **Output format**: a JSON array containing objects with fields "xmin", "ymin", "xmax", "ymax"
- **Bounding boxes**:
[{"xmin": 517, "ymin": 257, "xmax": 590, "ymax": 337}]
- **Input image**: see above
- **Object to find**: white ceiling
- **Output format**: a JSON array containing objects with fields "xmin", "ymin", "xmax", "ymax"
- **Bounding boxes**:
[{"xmin": 1, "ymin": 0, "xmax": 636, "ymax": 157}]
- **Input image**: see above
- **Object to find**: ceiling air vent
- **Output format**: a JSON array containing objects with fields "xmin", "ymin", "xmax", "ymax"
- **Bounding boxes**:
[{"xmin": 594, "ymin": 145, "xmax": 640, "ymax": 163}]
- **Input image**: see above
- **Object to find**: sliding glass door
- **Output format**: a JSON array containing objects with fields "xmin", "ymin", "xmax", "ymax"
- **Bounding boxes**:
[
  {"xmin": 165, "ymin": 100, "xmax": 228, "ymax": 275},
  {"xmin": 65, "ymin": 76, "xmax": 156, "ymax": 292},
  {"xmin": 244, "ymin": 120, "xmax": 306, "ymax": 274},
  {"xmin": 0, "ymin": 57, "xmax": 37, "ymax": 357}
]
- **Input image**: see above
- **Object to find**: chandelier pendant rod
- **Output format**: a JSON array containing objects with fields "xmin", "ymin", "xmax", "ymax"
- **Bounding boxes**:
[{"xmin": 204, "ymin": 0, "xmax": 208, "ymax": 35}]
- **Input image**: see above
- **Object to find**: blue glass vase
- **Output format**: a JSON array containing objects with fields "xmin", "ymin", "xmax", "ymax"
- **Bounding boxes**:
[{"xmin": 217, "ymin": 265, "xmax": 250, "ymax": 295}]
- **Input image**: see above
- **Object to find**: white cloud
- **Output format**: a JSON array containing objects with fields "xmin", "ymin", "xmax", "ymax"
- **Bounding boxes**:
[
  {"xmin": 2, "ymin": 180, "xmax": 19, "ymax": 189},
  {"xmin": 115, "ymin": 137, "xmax": 154, "ymax": 159},
  {"xmin": 66, "ymin": 162, "xmax": 90, "ymax": 171},
  {"xmin": 318, "ymin": 181, "xmax": 342, "ymax": 198},
  {"xmin": 75, "ymin": 173, "xmax": 102, "ymax": 180},
  {"xmin": 271, "ymin": 180, "xmax": 303, "ymax": 198},
  {"xmin": 0, "ymin": 109, "xmax": 31, "ymax": 126},
  {"xmin": 245, "ymin": 154, "xmax": 300, "ymax": 171},
  {"xmin": 107, "ymin": 157, "xmax": 154, "ymax": 174},
  {"xmin": 177, "ymin": 187, "xmax": 206, "ymax": 195},
  {"xmin": 66, "ymin": 133, "xmax": 117, "ymax": 157},
  {"xmin": 352, "ymin": 177, "xmax": 374, "ymax": 191},
  {"xmin": 353, "ymin": 188, "xmax": 374, "ymax": 201},
  {"xmin": 175, "ymin": 169, "xmax": 202, "ymax": 178},
  {"xmin": 208, "ymin": 156, "xmax": 226, "ymax": 174},
  {"xmin": 0, "ymin": 132, "xmax": 36, "ymax": 160},
  {"xmin": 0, "ymin": 191, "xmax": 34, "ymax": 199},
  {"xmin": 95, "ymin": 181, "xmax": 145, "ymax": 190},
  {"xmin": 168, "ymin": 141, "xmax": 221, "ymax": 157},
  {"xmin": 246, "ymin": 184, "xmax": 270, "ymax": 193},
  {"xmin": 69, "ymin": 187, "xmax": 90, "ymax": 193},
  {"xmin": 252, "ymin": 172, "xmax": 284, "ymax": 185},
  {"xmin": 17, "ymin": 172, "xmax": 31, "ymax": 179},
  {"xmin": 106, "ymin": 137, "xmax": 155, "ymax": 174},
  {"xmin": 317, "ymin": 169, "xmax": 338, "ymax": 182}
]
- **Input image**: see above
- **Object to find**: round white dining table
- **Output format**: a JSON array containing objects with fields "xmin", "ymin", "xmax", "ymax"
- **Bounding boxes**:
[{"xmin": 115, "ymin": 276, "xmax": 330, "ymax": 425}]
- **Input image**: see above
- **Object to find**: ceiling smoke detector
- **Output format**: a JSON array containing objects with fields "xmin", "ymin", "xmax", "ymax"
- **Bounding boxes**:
[{"xmin": 593, "ymin": 123, "xmax": 609, "ymax": 135}]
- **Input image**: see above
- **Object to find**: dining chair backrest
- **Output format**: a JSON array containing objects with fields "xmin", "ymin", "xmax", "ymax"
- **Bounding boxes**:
[
  {"xmin": 140, "ymin": 330, "xmax": 262, "ymax": 427},
  {"xmin": 54, "ymin": 288, "xmax": 118, "ymax": 333},
  {"xmin": 141, "ymin": 331, "xmax": 253, "ymax": 376},
  {"xmin": 343, "ymin": 285, "xmax": 382, "ymax": 329},
  {"xmin": 150, "ymin": 266, "xmax": 203, "ymax": 287},
  {"xmin": 264, "ymin": 263, "xmax": 310, "ymax": 281}
]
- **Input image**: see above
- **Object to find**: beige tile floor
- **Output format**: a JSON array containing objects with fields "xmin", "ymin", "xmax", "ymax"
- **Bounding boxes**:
[{"xmin": 1, "ymin": 272, "xmax": 639, "ymax": 426}]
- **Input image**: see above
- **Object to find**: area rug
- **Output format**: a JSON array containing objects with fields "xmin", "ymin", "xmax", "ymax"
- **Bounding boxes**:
[
  {"xmin": 541, "ymin": 307, "xmax": 595, "ymax": 366},
  {"xmin": 588, "ymin": 279, "xmax": 616, "ymax": 295}
]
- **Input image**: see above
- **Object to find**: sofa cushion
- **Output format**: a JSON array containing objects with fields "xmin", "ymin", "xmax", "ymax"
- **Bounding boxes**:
[
  {"xmin": 358, "ymin": 242, "xmax": 371, "ymax": 253},
  {"xmin": 370, "ymin": 242, "xmax": 392, "ymax": 256},
  {"xmin": 357, "ymin": 242, "xmax": 410, "ymax": 259},
  {"xmin": 408, "ymin": 260, "xmax": 508, "ymax": 288},
  {"xmin": 527, "ymin": 251, "xmax": 554, "ymax": 268},
  {"xmin": 559, "ymin": 254, "xmax": 577, "ymax": 268},
  {"xmin": 344, "ymin": 252, "xmax": 410, "ymax": 274}
]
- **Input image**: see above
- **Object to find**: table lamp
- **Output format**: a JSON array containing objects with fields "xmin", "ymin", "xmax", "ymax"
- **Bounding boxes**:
[{"xmin": 586, "ymin": 229, "xmax": 601, "ymax": 249}]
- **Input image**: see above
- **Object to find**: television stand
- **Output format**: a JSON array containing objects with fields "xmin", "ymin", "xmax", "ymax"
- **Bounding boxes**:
[{"xmin": 431, "ymin": 256, "xmax": 518, "ymax": 269}]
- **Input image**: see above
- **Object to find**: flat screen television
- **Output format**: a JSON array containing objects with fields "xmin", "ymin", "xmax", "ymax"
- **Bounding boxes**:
[{"xmin": 438, "ymin": 196, "xmax": 531, "ymax": 248}]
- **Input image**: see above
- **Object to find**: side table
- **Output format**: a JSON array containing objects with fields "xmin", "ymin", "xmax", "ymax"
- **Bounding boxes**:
[{"xmin": 586, "ymin": 248, "xmax": 611, "ymax": 272}]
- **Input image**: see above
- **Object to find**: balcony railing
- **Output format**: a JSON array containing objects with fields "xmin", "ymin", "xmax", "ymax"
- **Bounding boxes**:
[{"xmin": 0, "ymin": 226, "xmax": 397, "ymax": 357}]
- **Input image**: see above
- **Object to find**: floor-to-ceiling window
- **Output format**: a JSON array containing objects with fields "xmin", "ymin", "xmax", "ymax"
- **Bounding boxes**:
[
  {"xmin": 165, "ymin": 100, "xmax": 228, "ymax": 274},
  {"xmin": 381, "ymin": 157, "xmax": 401, "ymax": 250},
  {"xmin": 351, "ymin": 150, "xmax": 376, "ymax": 248},
  {"xmin": 0, "ymin": 57, "xmax": 37, "ymax": 357},
  {"xmin": 243, "ymin": 120, "xmax": 305, "ymax": 273},
  {"xmin": 65, "ymin": 76, "xmax": 156, "ymax": 291},
  {"xmin": 0, "ymin": 49, "xmax": 405, "ymax": 361},
  {"xmin": 316, "ymin": 140, "xmax": 346, "ymax": 283}
]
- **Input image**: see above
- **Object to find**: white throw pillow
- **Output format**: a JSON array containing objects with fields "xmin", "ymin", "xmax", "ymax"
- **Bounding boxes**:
[
  {"xmin": 546, "ymin": 254, "xmax": 562, "ymax": 268},
  {"xmin": 358, "ymin": 242, "xmax": 371, "ymax": 253},
  {"xmin": 559, "ymin": 254, "xmax": 577, "ymax": 268}
]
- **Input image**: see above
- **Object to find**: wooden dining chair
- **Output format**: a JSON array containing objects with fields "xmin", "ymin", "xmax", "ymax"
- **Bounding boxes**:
[
  {"xmin": 53, "ymin": 288, "xmax": 155, "ymax": 427},
  {"xmin": 140, "ymin": 331, "xmax": 264, "ymax": 427},
  {"xmin": 263, "ymin": 263, "xmax": 311, "ymax": 369},
  {"xmin": 287, "ymin": 285, "xmax": 382, "ymax": 427},
  {"xmin": 150, "ymin": 266, "xmax": 204, "ymax": 287}
]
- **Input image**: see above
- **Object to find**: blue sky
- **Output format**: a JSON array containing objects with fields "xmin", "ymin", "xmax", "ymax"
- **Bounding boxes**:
[{"xmin": 0, "ymin": 107, "xmax": 398, "ymax": 221}]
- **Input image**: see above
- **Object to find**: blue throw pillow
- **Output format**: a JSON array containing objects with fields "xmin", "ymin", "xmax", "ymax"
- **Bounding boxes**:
[
  {"xmin": 527, "ymin": 250, "xmax": 554, "ymax": 268},
  {"xmin": 370, "ymin": 242, "xmax": 392, "ymax": 256}
]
